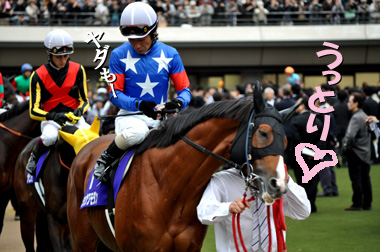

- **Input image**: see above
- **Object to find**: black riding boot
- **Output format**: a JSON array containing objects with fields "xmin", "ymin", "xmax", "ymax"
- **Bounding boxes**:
[
  {"xmin": 26, "ymin": 142, "xmax": 48, "ymax": 175},
  {"xmin": 93, "ymin": 140, "xmax": 125, "ymax": 184}
]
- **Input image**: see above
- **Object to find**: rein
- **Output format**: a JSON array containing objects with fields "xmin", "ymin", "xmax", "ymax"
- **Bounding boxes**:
[
  {"xmin": 180, "ymin": 136, "xmax": 242, "ymax": 170},
  {"xmin": 0, "ymin": 122, "xmax": 33, "ymax": 140}
]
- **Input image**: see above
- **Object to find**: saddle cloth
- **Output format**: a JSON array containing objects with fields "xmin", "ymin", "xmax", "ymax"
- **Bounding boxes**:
[{"xmin": 80, "ymin": 148, "xmax": 135, "ymax": 209}]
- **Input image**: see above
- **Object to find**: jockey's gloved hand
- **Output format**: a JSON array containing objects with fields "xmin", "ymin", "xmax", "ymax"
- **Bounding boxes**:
[
  {"xmin": 139, "ymin": 100, "xmax": 157, "ymax": 120},
  {"xmin": 164, "ymin": 99, "xmax": 183, "ymax": 112},
  {"xmin": 46, "ymin": 112, "xmax": 69, "ymax": 126},
  {"xmin": 73, "ymin": 108, "xmax": 82, "ymax": 117}
]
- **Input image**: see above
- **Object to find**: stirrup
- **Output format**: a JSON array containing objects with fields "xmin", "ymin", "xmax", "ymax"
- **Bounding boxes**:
[
  {"xmin": 95, "ymin": 166, "xmax": 111, "ymax": 185},
  {"xmin": 26, "ymin": 153, "xmax": 37, "ymax": 175}
]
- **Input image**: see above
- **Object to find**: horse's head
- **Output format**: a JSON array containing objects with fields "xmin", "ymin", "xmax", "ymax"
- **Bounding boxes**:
[
  {"xmin": 235, "ymin": 82, "xmax": 299, "ymax": 205},
  {"xmin": 2, "ymin": 76, "xmax": 19, "ymax": 105}
]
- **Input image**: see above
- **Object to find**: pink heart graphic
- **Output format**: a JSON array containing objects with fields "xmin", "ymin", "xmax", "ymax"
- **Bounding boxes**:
[{"xmin": 295, "ymin": 143, "xmax": 338, "ymax": 183}]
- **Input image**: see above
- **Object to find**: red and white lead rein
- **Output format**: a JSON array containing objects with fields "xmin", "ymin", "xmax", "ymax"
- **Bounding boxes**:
[{"xmin": 232, "ymin": 193, "xmax": 255, "ymax": 252}]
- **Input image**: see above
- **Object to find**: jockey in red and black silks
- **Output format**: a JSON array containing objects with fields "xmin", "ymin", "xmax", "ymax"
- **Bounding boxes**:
[
  {"xmin": 26, "ymin": 29, "xmax": 90, "ymax": 176},
  {"xmin": 29, "ymin": 61, "xmax": 88, "ymax": 120}
]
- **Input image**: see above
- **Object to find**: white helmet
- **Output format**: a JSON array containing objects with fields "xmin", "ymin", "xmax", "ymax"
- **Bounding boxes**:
[
  {"xmin": 44, "ymin": 29, "xmax": 74, "ymax": 55},
  {"xmin": 119, "ymin": 2, "xmax": 158, "ymax": 39}
]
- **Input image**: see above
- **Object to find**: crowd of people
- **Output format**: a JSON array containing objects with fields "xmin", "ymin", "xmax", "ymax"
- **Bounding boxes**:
[{"xmin": 1, "ymin": 0, "xmax": 380, "ymax": 26}]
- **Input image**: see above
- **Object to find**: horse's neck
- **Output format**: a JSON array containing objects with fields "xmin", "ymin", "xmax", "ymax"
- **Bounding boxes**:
[{"xmin": 152, "ymin": 118, "xmax": 240, "ymax": 199}]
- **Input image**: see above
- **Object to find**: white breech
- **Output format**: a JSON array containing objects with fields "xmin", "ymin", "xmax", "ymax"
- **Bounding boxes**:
[{"xmin": 40, "ymin": 117, "xmax": 90, "ymax": 146}]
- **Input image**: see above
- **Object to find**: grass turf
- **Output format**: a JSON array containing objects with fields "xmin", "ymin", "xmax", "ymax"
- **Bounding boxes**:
[{"xmin": 201, "ymin": 164, "xmax": 380, "ymax": 252}]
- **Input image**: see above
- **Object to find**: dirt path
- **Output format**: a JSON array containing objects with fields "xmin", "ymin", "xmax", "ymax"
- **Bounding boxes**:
[{"xmin": 0, "ymin": 203, "xmax": 26, "ymax": 252}]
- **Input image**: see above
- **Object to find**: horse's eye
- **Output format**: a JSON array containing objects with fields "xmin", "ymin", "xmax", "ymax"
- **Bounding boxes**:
[{"xmin": 259, "ymin": 130, "xmax": 268, "ymax": 138}]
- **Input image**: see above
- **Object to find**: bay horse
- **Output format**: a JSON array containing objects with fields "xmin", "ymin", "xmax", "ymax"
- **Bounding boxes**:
[
  {"xmin": 67, "ymin": 83, "xmax": 298, "ymax": 251},
  {"xmin": 0, "ymin": 101, "xmax": 40, "ymax": 235},
  {"xmin": 14, "ymin": 120, "xmax": 100, "ymax": 252}
]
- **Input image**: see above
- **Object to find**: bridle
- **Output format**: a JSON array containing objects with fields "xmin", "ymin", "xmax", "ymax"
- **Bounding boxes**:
[
  {"xmin": 179, "ymin": 108, "xmax": 263, "ymax": 198},
  {"xmin": 180, "ymin": 105, "xmax": 286, "ymax": 204}
]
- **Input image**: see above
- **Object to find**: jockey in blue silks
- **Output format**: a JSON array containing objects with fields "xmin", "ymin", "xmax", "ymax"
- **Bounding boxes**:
[{"xmin": 93, "ymin": 2, "xmax": 191, "ymax": 184}]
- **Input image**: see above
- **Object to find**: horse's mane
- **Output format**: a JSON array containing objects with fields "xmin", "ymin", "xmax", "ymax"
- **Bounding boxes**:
[
  {"xmin": 0, "ymin": 101, "xmax": 29, "ymax": 122},
  {"xmin": 135, "ymin": 97, "xmax": 253, "ymax": 155}
]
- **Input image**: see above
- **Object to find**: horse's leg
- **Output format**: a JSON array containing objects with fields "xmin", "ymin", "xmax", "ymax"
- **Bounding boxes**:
[
  {"xmin": 17, "ymin": 194, "xmax": 39, "ymax": 251},
  {"xmin": 45, "ymin": 213, "xmax": 72, "ymax": 252},
  {"xmin": 0, "ymin": 190, "xmax": 11, "ymax": 235},
  {"xmin": 67, "ymin": 167, "xmax": 100, "ymax": 251},
  {"xmin": 36, "ymin": 212, "xmax": 53, "ymax": 252}
]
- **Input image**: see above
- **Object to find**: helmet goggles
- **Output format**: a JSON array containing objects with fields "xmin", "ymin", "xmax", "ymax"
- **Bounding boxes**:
[
  {"xmin": 51, "ymin": 45, "xmax": 74, "ymax": 55},
  {"xmin": 119, "ymin": 22, "xmax": 157, "ymax": 38}
]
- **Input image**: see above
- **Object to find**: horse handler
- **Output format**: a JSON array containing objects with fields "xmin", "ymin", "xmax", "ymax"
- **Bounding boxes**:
[
  {"xmin": 26, "ymin": 29, "xmax": 90, "ymax": 175},
  {"xmin": 93, "ymin": 2, "xmax": 191, "ymax": 184},
  {"xmin": 197, "ymin": 168, "xmax": 311, "ymax": 252}
]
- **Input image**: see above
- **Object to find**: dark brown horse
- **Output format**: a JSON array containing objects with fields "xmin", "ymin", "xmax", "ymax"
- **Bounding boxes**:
[
  {"xmin": 2, "ymin": 76, "xmax": 19, "ymax": 106},
  {"xmin": 67, "ymin": 83, "xmax": 297, "ymax": 251},
  {"xmin": 14, "ymin": 121, "xmax": 100, "ymax": 252},
  {"xmin": 0, "ymin": 101, "xmax": 40, "ymax": 234}
]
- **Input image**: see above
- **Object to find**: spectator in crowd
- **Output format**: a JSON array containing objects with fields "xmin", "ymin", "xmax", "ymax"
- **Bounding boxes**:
[
  {"xmin": 362, "ymin": 86, "xmax": 379, "ymax": 163},
  {"xmin": 343, "ymin": 92, "xmax": 372, "ymax": 211},
  {"xmin": 333, "ymin": 89, "xmax": 350, "ymax": 167},
  {"xmin": 331, "ymin": 0, "xmax": 345, "ymax": 24},
  {"xmin": 241, "ymin": 0, "xmax": 255, "ymax": 24},
  {"xmin": 197, "ymin": 166, "xmax": 310, "ymax": 252},
  {"xmin": 94, "ymin": 0, "xmax": 109, "ymax": 25},
  {"xmin": 357, "ymin": 0, "xmax": 370, "ymax": 23},
  {"xmin": 253, "ymin": 0, "xmax": 269, "ymax": 24},
  {"xmin": 162, "ymin": 0, "xmax": 177, "ymax": 25},
  {"xmin": 0, "ymin": 0, "xmax": 12, "ymax": 19},
  {"xmin": 280, "ymin": 0, "xmax": 295, "ymax": 25},
  {"xmin": 309, "ymin": 0, "xmax": 322, "ymax": 23},
  {"xmin": 233, "ymin": 84, "xmax": 246, "ymax": 99},
  {"xmin": 109, "ymin": 0, "xmax": 121, "ymax": 25},
  {"xmin": 86, "ymin": 95, "xmax": 110, "ymax": 125},
  {"xmin": 291, "ymin": 96, "xmax": 323, "ymax": 213},
  {"xmin": 10, "ymin": 0, "xmax": 28, "ymax": 25},
  {"xmin": 52, "ymin": 0, "xmax": 67, "ymax": 25},
  {"xmin": 25, "ymin": 0, "xmax": 39, "ymax": 24},
  {"xmin": 174, "ymin": 3, "xmax": 187, "ymax": 25},
  {"xmin": 314, "ymin": 99, "xmax": 339, "ymax": 197},
  {"xmin": 244, "ymin": 82, "xmax": 253, "ymax": 96},
  {"xmin": 204, "ymin": 87, "xmax": 216, "ymax": 104},
  {"xmin": 12, "ymin": 63, "xmax": 33, "ymax": 102},
  {"xmin": 212, "ymin": 0, "xmax": 226, "ymax": 25},
  {"xmin": 284, "ymin": 66, "xmax": 300, "ymax": 85},
  {"xmin": 264, "ymin": 86, "xmax": 276, "ymax": 106},
  {"xmin": 185, "ymin": 0, "xmax": 201, "ymax": 25},
  {"xmin": 369, "ymin": 0, "xmax": 380, "ymax": 23},
  {"xmin": 345, "ymin": 0, "xmax": 358, "ymax": 23},
  {"xmin": 199, "ymin": 0, "xmax": 214, "ymax": 26},
  {"xmin": 81, "ymin": 0, "xmax": 95, "ymax": 25},
  {"xmin": 65, "ymin": 0, "xmax": 81, "ymax": 24},
  {"xmin": 225, "ymin": 0, "xmax": 241, "ymax": 25},
  {"xmin": 322, "ymin": 0, "xmax": 333, "ymax": 23}
]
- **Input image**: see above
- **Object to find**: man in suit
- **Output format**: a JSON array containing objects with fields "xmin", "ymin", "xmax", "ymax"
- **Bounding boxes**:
[
  {"xmin": 362, "ymin": 86, "xmax": 379, "ymax": 164},
  {"xmin": 291, "ymin": 96, "xmax": 323, "ymax": 213},
  {"xmin": 333, "ymin": 90, "xmax": 351, "ymax": 167},
  {"xmin": 343, "ymin": 92, "xmax": 372, "ymax": 211}
]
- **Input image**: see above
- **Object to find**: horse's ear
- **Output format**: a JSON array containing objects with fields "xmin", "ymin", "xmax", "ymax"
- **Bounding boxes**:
[
  {"xmin": 253, "ymin": 81, "xmax": 266, "ymax": 113},
  {"xmin": 279, "ymin": 101, "xmax": 301, "ymax": 122}
]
